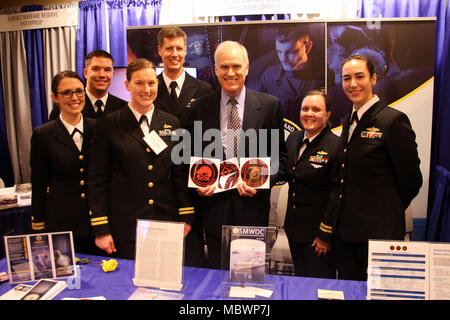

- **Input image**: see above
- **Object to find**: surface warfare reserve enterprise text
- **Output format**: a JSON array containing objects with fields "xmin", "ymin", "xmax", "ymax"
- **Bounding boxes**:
[{"xmin": 179, "ymin": 304, "xmax": 271, "ymax": 317}]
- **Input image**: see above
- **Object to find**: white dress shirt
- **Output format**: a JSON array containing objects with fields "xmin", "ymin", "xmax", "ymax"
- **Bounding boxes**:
[
  {"xmin": 162, "ymin": 71, "xmax": 186, "ymax": 98},
  {"xmin": 60, "ymin": 114, "xmax": 84, "ymax": 151}
]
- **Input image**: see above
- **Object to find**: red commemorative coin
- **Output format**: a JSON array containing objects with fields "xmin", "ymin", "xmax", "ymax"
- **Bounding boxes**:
[
  {"xmin": 190, "ymin": 159, "xmax": 219, "ymax": 188},
  {"xmin": 218, "ymin": 161, "xmax": 240, "ymax": 190},
  {"xmin": 240, "ymin": 159, "xmax": 269, "ymax": 188}
]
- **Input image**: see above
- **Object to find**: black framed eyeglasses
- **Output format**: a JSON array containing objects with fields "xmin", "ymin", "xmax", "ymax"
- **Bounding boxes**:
[{"xmin": 57, "ymin": 89, "xmax": 85, "ymax": 98}]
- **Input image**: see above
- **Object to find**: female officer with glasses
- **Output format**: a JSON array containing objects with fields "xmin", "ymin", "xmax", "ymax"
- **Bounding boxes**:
[{"xmin": 30, "ymin": 70, "xmax": 98, "ymax": 254}]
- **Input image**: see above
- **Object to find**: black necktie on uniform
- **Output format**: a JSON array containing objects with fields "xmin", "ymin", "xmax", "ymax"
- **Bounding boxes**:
[
  {"xmin": 95, "ymin": 100, "xmax": 104, "ymax": 117},
  {"xmin": 71, "ymin": 128, "xmax": 83, "ymax": 151},
  {"xmin": 302, "ymin": 138, "xmax": 310, "ymax": 147},
  {"xmin": 139, "ymin": 115, "xmax": 149, "ymax": 133},
  {"xmin": 71, "ymin": 128, "xmax": 83, "ymax": 137},
  {"xmin": 348, "ymin": 112, "xmax": 359, "ymax": 142},
  {"xmin": 169, "ymin": 81, "xmax": 178, "ymax": 102},
  {"xmin": 350, "ymin": 111, "xmax": 359, "ymax": 124},
  {"xmin": 298, "ymin": 138, "xmax": 309, "ymax": 160}
]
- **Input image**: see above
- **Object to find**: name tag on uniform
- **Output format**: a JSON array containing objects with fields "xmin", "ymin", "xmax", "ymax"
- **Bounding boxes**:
[{"xmin": 143, "ymin": 130, "xmax": 168, "ymax": 155}]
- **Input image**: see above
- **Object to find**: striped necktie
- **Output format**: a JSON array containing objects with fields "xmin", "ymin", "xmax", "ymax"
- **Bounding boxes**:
[{"xmin": 226, "ymin": 97, "xmax": 240, "ymax": 158}]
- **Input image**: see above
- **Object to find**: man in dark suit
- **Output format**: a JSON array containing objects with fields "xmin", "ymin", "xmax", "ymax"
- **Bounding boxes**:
[
  {"xmin": 333, "ymin": 54, "xmax": 422, "ymax": 280},
  {"xmin": 188, "ymin": 41, "xmax": 286, "ymax": 269},
  {"xmin": 154, "ymin": 26, "xmax": 213, "ymax": 268},
  {"xmin": 49, "ymin": 50, "xmax": 127, "ymax": 120},
  {"xmin": 88, "ymin": 59, "xmax": 194, "ymax": 260},
  {"xmin": 154, "ymin": 26, "xmax": 212, "ymax": 128}
]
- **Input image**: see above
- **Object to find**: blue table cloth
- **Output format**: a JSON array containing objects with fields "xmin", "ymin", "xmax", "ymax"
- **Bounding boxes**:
[{"xmin": 0, "ymin": 254, "xmax": 367, "ymax": 300}]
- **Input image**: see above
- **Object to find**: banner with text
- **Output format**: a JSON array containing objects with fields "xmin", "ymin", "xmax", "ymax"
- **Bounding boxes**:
[
  {"xmin": 123, "ymin": 19, "xmax": 435, "ymax": 219},
  {"xmin": 0, "ymin": 7, "xmax": 78, "ymax": 32}
]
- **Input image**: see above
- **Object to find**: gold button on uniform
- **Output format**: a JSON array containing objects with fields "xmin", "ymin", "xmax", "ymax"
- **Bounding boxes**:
[
  {"xmin": 80, "ymin": 168, "xmax": 84, "ymax": 173},
  {"xmin": 79, "ymin": 155, "xmax": 84, "ymax": 160},
  {"xmin": 146, "ymin": 148, "xmax": 151, "ymax": 153},
  {"xmin": 148, "ymin": 199, "xmax": 154, "ymax": 205},
  {"xmin": 148, "ymin": 182, "xmax": 154, "ymax": 188},
  {"xmin": 81, "ymin": 193, "xmax": 85, "ymax": 199},
  {"xmin": 80, "ymin": 180, "xmax": 85, "ymax": 186},
  {"xmin": 148, "ymin": 165, "xmax": 153, "ymax": 171}
]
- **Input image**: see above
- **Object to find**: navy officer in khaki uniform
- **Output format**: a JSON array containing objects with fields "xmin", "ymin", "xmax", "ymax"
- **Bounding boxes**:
[
  {"xmin": 88, "ymin": 58, "xmax": 194, "ymax": 259},
  {"xmin": 333, "ymin": 54, "xmax": 422, "ymax": 280}
]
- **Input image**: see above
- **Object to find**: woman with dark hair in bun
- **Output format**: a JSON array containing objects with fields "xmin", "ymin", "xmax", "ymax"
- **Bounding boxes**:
[
  {"xmin": 30, "ymin": 70, "xmax": 97, "ymax": 254},
  {"xmin": 334, "ymin": 54, "xmax": 422, "ymax": 281},
  {"xmin": 277, "ymin": 90, "xmax": 339, "ymax": 279}
]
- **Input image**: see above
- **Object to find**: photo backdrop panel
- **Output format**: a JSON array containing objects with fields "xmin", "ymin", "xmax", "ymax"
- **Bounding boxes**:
[
  {"xmin": 125, "ymin": 19, "xmax": 435, "ymax": 219},
  {"xmin": 326, "ymin": 20, "xmax": 434, "ymax": 220},
  {"xmin": 327, "ymin": 20, "xmax": 435, "ymax": 128},
  {"xmin": 127, "ymin": 21, "xmax": 326, "ymax": 130}
]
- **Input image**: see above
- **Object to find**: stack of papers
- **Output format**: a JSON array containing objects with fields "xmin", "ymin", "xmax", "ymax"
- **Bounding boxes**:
[{"xmin": 0, "ymin": 279, "xmax": 66, "ymax": 300}]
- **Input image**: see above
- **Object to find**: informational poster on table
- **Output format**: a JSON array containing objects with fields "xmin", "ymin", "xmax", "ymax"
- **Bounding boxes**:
[
  {"xmin": 134, "ymin": 220, "xmax": 185, "ymax": 291},
  {"xmin": 4, "ymin": 231, "xmax": 76, "ymax": 283},
  {"xmin": 367, "ymin": 240, "xmax": 450, "ymax": 300}
]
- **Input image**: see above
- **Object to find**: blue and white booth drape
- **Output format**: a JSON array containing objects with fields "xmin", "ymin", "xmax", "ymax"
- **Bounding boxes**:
[
  {"xmin": 0, "ymin": 0, "xmax": 162, "ymax": 187},
  {"xmin": 76, "ymin": 0, "xmax": 162, "ymax": 77}
]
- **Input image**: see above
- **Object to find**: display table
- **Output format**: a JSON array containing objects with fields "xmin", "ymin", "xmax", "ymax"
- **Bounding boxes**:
[{"xmin": 0, "ymin": 253, "xmax": 367, "ymax": 300}]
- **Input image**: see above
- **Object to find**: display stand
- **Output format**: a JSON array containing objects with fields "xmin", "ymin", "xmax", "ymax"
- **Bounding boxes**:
[
  {"xmin": 3, "ymin": 231, "xmax": 76, "ymax": 283},
  {"xmin": 219, "ymin": 225, "xmax": 276, "ymax": 299},
  {"xmin": 134, "ymin": 220, "xmax": 187, "ymax": 292}
]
